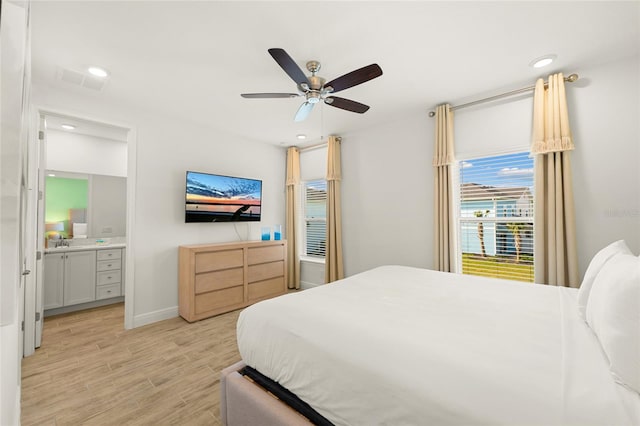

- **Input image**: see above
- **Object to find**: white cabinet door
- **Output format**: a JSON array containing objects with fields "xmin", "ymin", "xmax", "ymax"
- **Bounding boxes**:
[
  {"xmin": 43, "ymin": 253, "xmax": 64, "ymax": 309},
  {"xmin": 63, "ymin": 251, "xmax": 96, "ymax": 306}
]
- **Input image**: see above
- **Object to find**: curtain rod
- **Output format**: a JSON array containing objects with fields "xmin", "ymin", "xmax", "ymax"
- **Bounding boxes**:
[
  {"xmin": 297, "ymin": 136, "xmax": 341, "ymax": 152},
  {"xmin": 299, "ymin": 141, "xmax": 326, "ymax": 152},
  {"xmin": 428, "ymin": 73, "xmax": 579, "ymax": 117}
]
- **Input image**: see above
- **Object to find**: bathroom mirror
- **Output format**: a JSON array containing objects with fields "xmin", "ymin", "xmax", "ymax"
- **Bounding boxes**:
[{"xmin": 45, "ymin": 170, "xmax": 126, "ymax": 239}]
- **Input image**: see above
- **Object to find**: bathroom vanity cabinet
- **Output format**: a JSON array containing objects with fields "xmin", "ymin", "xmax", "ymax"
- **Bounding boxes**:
[{"xmin": 44, "ymin": 246, "xmax": 124, "ymax": 312}]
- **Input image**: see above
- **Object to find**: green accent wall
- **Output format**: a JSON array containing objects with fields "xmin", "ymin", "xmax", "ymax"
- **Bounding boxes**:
[{"xmin": 45, "ymin": 177, "xmax": 88, "ymax": 237}]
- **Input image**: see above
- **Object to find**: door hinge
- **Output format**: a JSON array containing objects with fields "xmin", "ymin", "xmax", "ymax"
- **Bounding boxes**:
[
  {"xmin": 38, "ymin": 190, "xmax": 43, "ymax": 201},
  {"xmin": 36, "ymin": 251, "xmax": 42, "ymax": 260},
  {"xmin": 21, "ymin": 321, "xmax": 24, "ymax": 331},
  {"xmin": 38, "ymin": 130, "xmax": 44, "ymax": 140},
  {"xmin": 35, "ymin": 312, "xmax": 41, "ymax": 322}
]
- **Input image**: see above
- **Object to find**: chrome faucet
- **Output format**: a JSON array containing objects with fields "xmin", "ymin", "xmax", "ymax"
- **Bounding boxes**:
[{"xmin": 55, "ymin": 238, "xmax": 70, "ymax": 248}]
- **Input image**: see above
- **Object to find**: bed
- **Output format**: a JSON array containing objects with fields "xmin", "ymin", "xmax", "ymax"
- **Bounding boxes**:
[{"xmin": 221, "ymin": 262, "xmax": 640, "ymax": 425}]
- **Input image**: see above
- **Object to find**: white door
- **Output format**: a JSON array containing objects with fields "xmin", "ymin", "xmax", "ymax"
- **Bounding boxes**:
[
  {"xmin": 22, "ymin": 113, "xmax": 46, "ymax": 355},
  {"xmin": 21, "ymin": 110, "xmax": 42, "ymax": 356},
  {"xmin": 24, "ymin": 114, "xmax": 47, "ymax": 355},
  {"xmin": 18, "ymin": 121, "xmax": 29, "ymax": 360},
  {"xmin": 34, "ymin": 115, "xmax": 46, "ymax": 347},
  {"xmin": 63, "ymin": 250, "xmax": 96, "ymax": 306}
]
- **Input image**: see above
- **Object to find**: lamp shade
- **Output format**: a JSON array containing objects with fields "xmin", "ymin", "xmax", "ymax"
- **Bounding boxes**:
[{"xmin": 45, "ymin": 222, "xmax": 64, "ymax": 232}]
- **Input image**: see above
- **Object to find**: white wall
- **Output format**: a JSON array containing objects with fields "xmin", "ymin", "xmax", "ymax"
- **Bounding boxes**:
[
  {"xmin": 33, "ymin": 86, "xmax": 286, "ymax": 326},
  {"xmin": 569, "ymin": 56, "xmax": 640, "ymax": 269},
  {"xmin": 341, "ymin": 111, "xmax": 434, "ymax": 276},
  {"xmin": 300, "ymin": 260, "xmax": 324, "ymax": 289},
  {"xmin": 341, "ymin": 55, "xmax": 639, "ymax": 281},
  {"xmin": 46, "ymin": 129, "xmax": 127, "ymax": 177}
]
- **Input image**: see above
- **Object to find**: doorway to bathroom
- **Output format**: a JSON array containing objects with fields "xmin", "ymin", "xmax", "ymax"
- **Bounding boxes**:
[{"xmin": 23, "ymin": 110, "xmax": 136, "ymax": 356}]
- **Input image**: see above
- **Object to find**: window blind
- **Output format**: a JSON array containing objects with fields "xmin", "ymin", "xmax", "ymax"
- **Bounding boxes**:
[
  {"xmin": 304, "ymin": 179, "xmax": 327, "ymax": 258},
  {"xmin": 457, "ymin": 152, "xmax": 534, "ymax": 283}
]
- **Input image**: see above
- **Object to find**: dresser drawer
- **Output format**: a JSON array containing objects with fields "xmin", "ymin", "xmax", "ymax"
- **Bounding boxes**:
[
  {"xmin": 194, "ymin": 286, "xmax": 243, "ymax": 314},
  {"xmin": 248, "ymin": 276, "xmax": 285, "ymax": 302},
  {"xmin": 97, "ymin": 249, "xmax": 121, "ymax": 261},
  {"xmin": 248, "ymin": 260, "xmax": 284, "ymax": 284},
  {"xmin": 96, "ymin": 283, "xmax": 121, "ymax": 299},
  {"xmin": 195, "ymin": 267, "xmax": 243, "ymax": 294},
  {"xmin": 195, "ymin": 249, "xmax": 243, "ymax": 273},
  {"xmin": 97, "ymin": 259, "xmax": 121, "ymax": 272},
  {"xmin": 247, "ymin": 245, "xmax": 284, "ymax": 265},
  {"xmin": 97, "ymin": 270, "xmax": 121, "ymax": 286}
]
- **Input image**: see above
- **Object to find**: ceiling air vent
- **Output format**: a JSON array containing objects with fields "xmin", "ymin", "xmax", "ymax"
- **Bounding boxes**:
[{"xmin": 57, "ymin": 67, "xmax": 108, "ymax": 91}]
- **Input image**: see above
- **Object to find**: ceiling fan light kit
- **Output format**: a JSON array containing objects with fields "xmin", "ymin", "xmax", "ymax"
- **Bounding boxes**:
[{"xmin": 241, "ymin": 48, "xmax": 382, "ymax": 122}]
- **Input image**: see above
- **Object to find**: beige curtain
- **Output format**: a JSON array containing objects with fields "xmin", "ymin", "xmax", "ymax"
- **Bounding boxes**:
[
  {"xmin": 531, "ymin": 73, "xmax": 579, "ymax": 287},
  {"xmin": 325, "ymin": 135, "xmax": 344, "ymax": 283},
  {"xmin": 285, "ymin": 147, "xmax": 301, "ymax": 289},
  {"xmin": 433, "ymin": 104, "xmax": 455, "ymax": 272}
]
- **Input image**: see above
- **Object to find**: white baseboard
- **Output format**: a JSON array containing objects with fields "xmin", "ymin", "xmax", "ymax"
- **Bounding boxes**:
[{"xmin": 133, "ymin": 306, "xmax": 178, "ymax": 328}]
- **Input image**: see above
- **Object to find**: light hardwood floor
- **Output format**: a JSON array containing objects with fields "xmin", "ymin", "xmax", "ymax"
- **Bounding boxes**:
[{"xmin": 21, "ymin": 303, "xmax": 242, "ymax": 425}]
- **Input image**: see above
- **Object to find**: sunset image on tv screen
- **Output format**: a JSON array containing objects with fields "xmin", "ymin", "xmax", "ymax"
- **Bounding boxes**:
[{"xmin": 185, "ymin": 171, "xmax": 262, "ymax": 222}]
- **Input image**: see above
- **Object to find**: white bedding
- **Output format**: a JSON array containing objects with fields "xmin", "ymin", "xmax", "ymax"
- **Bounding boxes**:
[{"xmin": 237, "ymin": 265, "xmax": 640, "ymax": 426}]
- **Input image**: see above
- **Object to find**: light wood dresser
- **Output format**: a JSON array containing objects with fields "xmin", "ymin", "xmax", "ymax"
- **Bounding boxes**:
[{"xmin": 178, "ymin": 240, "xmax": 287, "ymax": 322}]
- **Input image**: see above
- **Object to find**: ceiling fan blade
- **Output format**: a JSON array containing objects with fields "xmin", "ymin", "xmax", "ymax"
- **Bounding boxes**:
[
  {"xmin": 268, "ymin": 48, "xmax": 310, "ymax": 88},
  {"xmin": 241, "ymin": 93, "xmax": 300, "ymax": 99},
  {"xmin": 324, "ymin": 96, "xmax": 370, "ymax": 114},
  {"xmin": 324, "ymin": 64, "xmax": 383, "ymax": 93},
  {"xmin": 294, "ymin": 102, "xmax": 315, "ymax": 122}
]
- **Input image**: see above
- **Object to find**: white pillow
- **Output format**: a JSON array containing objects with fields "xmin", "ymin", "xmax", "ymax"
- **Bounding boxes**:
[
  {"xmin": 577, "ymin": 240, "xmax": 632, "ymax": 320},
  {"xmin": 585, "ymin": 253, "xmax": 640, "ymax": 393}
]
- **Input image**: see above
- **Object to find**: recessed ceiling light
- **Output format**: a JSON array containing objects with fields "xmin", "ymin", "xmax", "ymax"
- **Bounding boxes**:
[
  {"xmin": 530, "ymin": 54, "xmax": 557, "ymax": 68},
  {"xmin": 296, "ymin": 134, "xmax": 306, "ymax": 140},
  {"xmin": 48, "ymin": 174, "xmax": 56, "ymax": 177},
  {"xmin": 88, "ymin": 66, "xmax": 109, "ymax": 78},
  {"xmin": 61, "ymin": 124, "xmax": 76, "ymax": 130}
]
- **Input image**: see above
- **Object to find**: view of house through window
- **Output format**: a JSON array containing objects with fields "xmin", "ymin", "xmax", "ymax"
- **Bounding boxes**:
[
  {"xmin": 303, "ymin": 179, "xmax": 327, "ymax": 258},
  {"xmin": 457, "ymin": 152, "xmax": 534, "ymax": 282}
]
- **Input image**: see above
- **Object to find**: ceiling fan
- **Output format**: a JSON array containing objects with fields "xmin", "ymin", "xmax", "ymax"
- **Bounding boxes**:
[{"xmin": 241, "ymin": 48, "xmax": 383, "ymax": 122}]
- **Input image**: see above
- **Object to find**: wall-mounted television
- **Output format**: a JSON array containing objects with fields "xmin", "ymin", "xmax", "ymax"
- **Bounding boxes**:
[{"xmin": 185, "ymin": 171, "xmax": 262, "ymax": 223}]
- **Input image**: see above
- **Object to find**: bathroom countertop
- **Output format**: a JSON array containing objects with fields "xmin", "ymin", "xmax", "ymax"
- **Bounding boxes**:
[{"xmin": 44, "ymin": 242, "xmax": 126, "ymax": 254}]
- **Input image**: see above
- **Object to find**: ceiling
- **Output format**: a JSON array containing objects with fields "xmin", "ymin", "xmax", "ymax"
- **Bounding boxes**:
[{"xmin": 30, "ymin": 1, "xmax": 639, "ymax": 146}]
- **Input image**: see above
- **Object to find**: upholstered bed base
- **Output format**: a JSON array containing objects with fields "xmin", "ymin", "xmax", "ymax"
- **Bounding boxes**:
[{"xmin": 220, "ymin": 361, "xmax": 313, "ymax": 426}]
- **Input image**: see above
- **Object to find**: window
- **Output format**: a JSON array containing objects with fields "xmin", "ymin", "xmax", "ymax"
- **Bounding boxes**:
[
  {"xmin": 303, "ymin": 179, "xmax": 327, "ymax": 258},
  {"xmin": 457, "ymin": 152, "xmax": 534, "ymax": 282}
]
